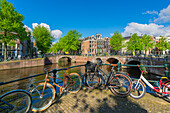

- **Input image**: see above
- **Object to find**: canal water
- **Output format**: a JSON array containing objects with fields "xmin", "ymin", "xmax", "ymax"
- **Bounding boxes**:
[{"xmin": 0, "ymin": 62, "xmax": 161, "ymax": 94}]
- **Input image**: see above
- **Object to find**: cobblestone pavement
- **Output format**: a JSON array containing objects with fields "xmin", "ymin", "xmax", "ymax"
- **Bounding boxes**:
[{"xmin": 35, "ymin": 86, "xmax": 170, "ymax": 113}]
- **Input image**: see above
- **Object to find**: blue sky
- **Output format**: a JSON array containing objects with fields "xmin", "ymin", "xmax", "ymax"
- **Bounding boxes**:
[{"xmin": 8, "ymin": 0, "xmax": 170, "ymax": 41}]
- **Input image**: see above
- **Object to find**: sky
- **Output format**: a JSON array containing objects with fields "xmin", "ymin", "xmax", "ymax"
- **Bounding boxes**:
[{"xmin": 8, "ymin": 0, "xmax": 170, "ymax": 42}]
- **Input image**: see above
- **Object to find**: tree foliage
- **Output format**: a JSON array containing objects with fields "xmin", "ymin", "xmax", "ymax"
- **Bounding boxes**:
[
  {"xmin": 141, "ymin": 34, "xmax": 154, "ymax": 54},
  {"xmin": 126, "ymin": 33, "xmax": 142, "ymax": 51},
  {"xmin": 0, "ymin": 0, "xmax": 28, "ymax": 60},
  {"xmin": 110, "ymin": 31, "xmax": 124, "ymax": 51},
  {"xmin": 51, "ymin": 30, "xmax": 81, "ymax": 53},
  {"xmin": 155, "ymin": 36, "xmax": 169, "ymax": 51},
  {"xmin": 33, "ymin": 26, "xmax": 54, "ymax": 53}
]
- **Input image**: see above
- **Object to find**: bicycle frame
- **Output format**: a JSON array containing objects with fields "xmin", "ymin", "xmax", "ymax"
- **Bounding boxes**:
[
  {"xmin": 41, "ymin": 69, "xmax": 76, "ymax": 97},
  {"xmin": 136, "ymin": 73, "xmax": 170, "ymax": 95},
  {"xmin": 94, "ymin": 65, "xmax": 118, "ymax": 86}
]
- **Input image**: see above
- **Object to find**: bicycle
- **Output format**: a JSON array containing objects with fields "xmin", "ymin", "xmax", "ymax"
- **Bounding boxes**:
[
  {"xmin": 83, "ymin": 61, "xmax": 132, "ymax": 97},
  {"xmin": 130, "ymin": 64, "xmax": 170, "ymax": 99},
  {"xmin": 0, "ymin": 87, "xmax": 32, "ymax": 113},
  {"xmin": 30, "ymin": 68, "xmax": 82, "ymax": 112}
]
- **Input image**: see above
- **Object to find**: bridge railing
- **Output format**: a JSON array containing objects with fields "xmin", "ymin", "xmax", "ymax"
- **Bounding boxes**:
[
  {"xmin": 0, "ymin": 64, "xmax": 86, "ymax": 86},
  {"xmin": 103, "ymin": 63, "xmax": 169, "ymax": 78},
  {"xmin": 0, "ymin": 62, "xmax": 169, "ymax": 93}
]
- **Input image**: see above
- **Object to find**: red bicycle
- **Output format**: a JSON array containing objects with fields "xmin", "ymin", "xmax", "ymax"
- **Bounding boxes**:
[{"xmin": 130, "ymin": 64, "xmax": 170, "ymax": 99}]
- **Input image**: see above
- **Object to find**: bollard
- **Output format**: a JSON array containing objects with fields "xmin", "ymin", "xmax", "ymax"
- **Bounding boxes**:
[
  {"xmin": 117, "ymin": 63, "xmax": 121, "ymax": 72},
  {"xmin": 164, "ymin": 64, "xmax": 169, "ymax": 78}
]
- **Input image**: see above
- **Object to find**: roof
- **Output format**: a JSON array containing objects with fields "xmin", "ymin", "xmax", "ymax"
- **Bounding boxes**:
[{"xmin": 124, "ymin": 36, "xmax": 142, "ymax": 40}]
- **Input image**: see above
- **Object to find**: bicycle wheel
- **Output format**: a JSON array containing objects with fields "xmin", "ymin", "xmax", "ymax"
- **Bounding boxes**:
[
  {"xmin": 0, "ymin": 89, "xmax": 32, "ymax": 113},
  {"xmin": 30, "ymin": 83, "xmax": 55, "ymax": 112},
  {"xmin": 67, "ymin": 73, "xmax": 82, "ymax": 93},
  {"xmin": 110, "ymin": 74, "xmax": 132, "ymax": 97},
  {"xmin": 130, "ymin": 80, "xmax": 146, "ymax": 99},
  {"xmin": 85, "ymin": 72, "xmax": 100, "ymax": 89},
  {"xmin": 163, "ymin": 81, "xmax": 170, "ymax": 100}
]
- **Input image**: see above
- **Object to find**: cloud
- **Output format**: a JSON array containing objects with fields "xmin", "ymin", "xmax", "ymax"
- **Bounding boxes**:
[
  {"xmin": 51, "ymin": 30, "xmax": 62, "ymax": 39},
  {"xmin": 32, "ymin": 23, "xmax": 51, "ymax": 31},
  {"xmin": 121, "ymin": 22, "xmax": 170, "ymax": 37},
  {"xmin": 142, "ymin": 10, "xmax": 158, "ymax": 15},
  {"xmin": 154, "ymin": 5, "xmax": 170, "ymax": 23},
  {"xmin": 32, "ymin": 23, "xmax": 62, "ymax": 40},
  {"xmin": 23, "ymin": 25, "xmax": 33, "ymax": 32},
  {"xmin": 32, "ymin": 23, "xmax": 38, "ymax": 29}
]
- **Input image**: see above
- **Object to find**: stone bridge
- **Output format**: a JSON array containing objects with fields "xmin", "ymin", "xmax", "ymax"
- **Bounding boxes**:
[{"xmin": 52, "ymin": 55, "xmax": 169, "ymax": 77}]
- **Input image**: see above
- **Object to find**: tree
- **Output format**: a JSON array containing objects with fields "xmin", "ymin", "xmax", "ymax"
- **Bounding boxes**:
[
  {"xmin": 50, "ymin": 42, "xmax": 62, "ymax": 53},
  {"xmin": 141, "ymin": 34, "xmax": 154, "ymax": 55},
  {"xmin": 110, "ymin": 31, "xmax": 124, "ymax": 54},
  {"xmin": 126, "ymin": 33, "xmax": 142, "ymax": 53},
  {"xmin": 0, "ymin": 0, "xmax": 28, "ymax": 60},
  {"xmin": 54, "ymin": 30, "xmax": 81, "ymax": 53},
  {"xmin": 155, "ymin": 36, "xmax": 169, "ymax": 55},
  {"xmin": 33, "ymin": 25, "xmax": 54, "ymax": 54}
]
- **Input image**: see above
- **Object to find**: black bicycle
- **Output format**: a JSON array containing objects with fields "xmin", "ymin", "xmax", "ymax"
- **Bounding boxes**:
[
  {"xmin": 83, "ymin": 61, "xmax": 132, "ymax": 97},
  {"xmin": 0, "ymin": 88, "xmax": 32, "ymax": 113}
]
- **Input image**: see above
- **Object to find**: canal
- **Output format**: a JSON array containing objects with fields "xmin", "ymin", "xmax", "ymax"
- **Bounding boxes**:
[{"xmin": 0, "ymin": 62, "xmax": 162, "ymax": 94}]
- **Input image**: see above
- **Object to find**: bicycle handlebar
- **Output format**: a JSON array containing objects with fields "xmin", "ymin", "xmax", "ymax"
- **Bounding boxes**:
[{"xmin": 137, "ymin": 64, "xmax": 148, "ymax": 73}]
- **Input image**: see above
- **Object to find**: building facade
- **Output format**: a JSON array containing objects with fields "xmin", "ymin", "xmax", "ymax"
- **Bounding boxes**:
[
  {"xmin": 0, "ymin": 27, "xmax": 36, "ymax": 60},
  {"xmin": 81, "ymin": 34, "xmax": 112, "ymax": 56}
]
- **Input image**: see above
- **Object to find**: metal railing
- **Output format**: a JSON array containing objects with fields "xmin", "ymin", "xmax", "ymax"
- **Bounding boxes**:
[{"xmin": 0, "ymin": 62, "xmax": 169, "ymax": 87}]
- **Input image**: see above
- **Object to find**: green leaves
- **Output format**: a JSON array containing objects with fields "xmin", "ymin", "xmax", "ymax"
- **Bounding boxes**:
[
  {"xmin": 155, "ymin": 36, "xmax": 169, "ymax": 51},
  {"xmin": 33, "ymin": 26, "xmax": 54, "ymax": 53},
  {"xmin": 126, "ymin": 33, "xmax": 141, "ymax": 51},
  {"xmin": 0, "ymin": 0, "xmax": 28, "ymax": 60},
  {"xmin": 51, "ymin": 30, "xmax": 81, "ymax": 53},
  {"xmin": 141, "ymin": 34, "xmax": 154, "ymax": 54},
  {"xmin": 110, "ymin": 31, "xmax": 124, "ymax": 51}
]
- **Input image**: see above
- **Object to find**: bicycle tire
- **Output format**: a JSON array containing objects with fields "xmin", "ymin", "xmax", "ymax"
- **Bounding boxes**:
[
  {"xmin": 85, "ymin": 72, "xmax": 100, "ymax": 89},
  {"xmin": 0, "ymin": 89, "xmax": 32, "ymax": 113},
  {"xmin": 130, "ymin": 80, "xmax": 146, "ymax": 99},
  {"xmin": 163, "ymin": 81, "xmax": 170, "ymax": 100},
  {"xmin": 30, "ymin": 83, "xmax": 55, "ymax": 112},
  {"xmin": 109, "ymin": 74, "xmax": 132, "ymax": 97},
  {"xmin": 67, "ymin": 73, "xmax": 82, "ymax": 93}
]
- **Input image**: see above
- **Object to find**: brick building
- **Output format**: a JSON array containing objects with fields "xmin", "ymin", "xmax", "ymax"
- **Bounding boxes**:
[
  {"xmin": 0, "ymin": 27, "xmax": 36, "ymax": 60},
  {"xmin": 81, "ymin": 33, "xmax": 112, "ymax": 56}
]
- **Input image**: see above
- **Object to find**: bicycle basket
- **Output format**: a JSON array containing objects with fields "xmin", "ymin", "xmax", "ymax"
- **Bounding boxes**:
[{"xmin": 85, "ymin": 61, "xmax": 97, "ymax": 72}]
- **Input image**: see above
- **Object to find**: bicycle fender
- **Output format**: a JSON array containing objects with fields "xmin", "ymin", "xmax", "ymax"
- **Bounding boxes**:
[{"xmin": 163, "ymin": 79, "xmax": 170, "ymax": 84}]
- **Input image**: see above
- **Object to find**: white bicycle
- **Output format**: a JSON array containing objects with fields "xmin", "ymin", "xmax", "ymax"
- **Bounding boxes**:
[{"xmin": 130, "ymin": 65, "xmax": 170, "ymax": 100}]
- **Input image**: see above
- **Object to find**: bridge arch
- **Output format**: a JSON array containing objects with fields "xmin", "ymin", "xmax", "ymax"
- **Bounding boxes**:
[
  {"xmin": 106, "ymin": 57, "xmax": 119, "ymax": 64},
  {"xmin": 58, "ymin": 56, "xmax": 72, "ymax": 63},
  {"xmin": 96, "ymin": 58, "xmax": 102, "ymax": 62},
  {"xmin": 125, "ymin": 60, "xmax": 141, "ymax": 78},
  {"xmin": 126, "ymin": 60, "xmax": 141, "ymax": 65}
]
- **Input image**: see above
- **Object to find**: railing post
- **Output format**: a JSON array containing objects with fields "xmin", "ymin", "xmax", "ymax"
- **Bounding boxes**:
[
  {"xmin": 164, "ymin": 64, "xmax": 169, "ymax": 78},
  {"xmin": 85, "ymin": 65, "xmax": 87, "ymax": 73},
  {"xmin": 117, "ymin": 63, "xmax": 121, "ymax": 72},
  {"xmin": 52, "ymin": 69, "xmax": 57, "ymax": 89}
]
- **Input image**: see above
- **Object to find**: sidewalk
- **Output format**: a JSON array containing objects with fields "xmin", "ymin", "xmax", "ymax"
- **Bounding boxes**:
[{"xmin": 43, "ymin": 87, "xmax": 170, "ymax": 113}]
